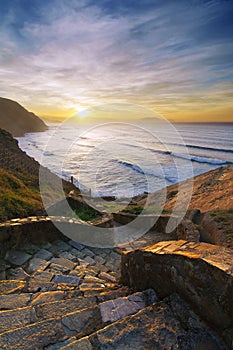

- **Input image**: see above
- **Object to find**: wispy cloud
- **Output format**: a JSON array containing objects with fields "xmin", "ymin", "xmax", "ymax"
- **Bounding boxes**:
[{"xmin": 0, "ymin": 0, "xmax": 232, "ymax": 120}]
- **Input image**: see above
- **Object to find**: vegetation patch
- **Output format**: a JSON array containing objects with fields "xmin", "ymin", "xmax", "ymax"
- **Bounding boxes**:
[{"xmin": 0, "ymin": 169, "xmax": 43, "ymax": 221}]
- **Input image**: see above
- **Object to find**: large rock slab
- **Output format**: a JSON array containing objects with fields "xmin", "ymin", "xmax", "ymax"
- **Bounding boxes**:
[
  {"xmin": 99, "ymin": 289, "xmax": 157, "ymax": 323},
  {"xmin": 88, "ymin": 294, "xmax": 226, "ymax": 350},
  {"xmin": 0, "ymin": 319, "xmax": 64, "ymax": 349},
  {"xmin": 121, "ymin": 240, "xmax": 233, "ymax": 349},
  {"xmin": 5, "ymin": 250, "xmax": 31, "ymax": 266}
]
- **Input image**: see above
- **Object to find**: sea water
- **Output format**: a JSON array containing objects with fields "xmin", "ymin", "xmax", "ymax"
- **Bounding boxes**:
[{"xmin": 16, "ymin": 121, "xmax": 233, "ymax": 198}]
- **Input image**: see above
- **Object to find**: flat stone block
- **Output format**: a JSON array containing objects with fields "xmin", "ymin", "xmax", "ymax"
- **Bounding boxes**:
[
  {"xmin": 34, "ymin": 249, "xmax": 53, "ymax": 261},
  {"xmin": 26, "ymin": 258, "xmax": 50, "ymax": 274},
  {"xmin": 5, "ymin": 250, "xmax": 31, "ymax": 266},
  {"xmin": 53, "ymin": 275, "xmax": 80, "ymax": 286}
]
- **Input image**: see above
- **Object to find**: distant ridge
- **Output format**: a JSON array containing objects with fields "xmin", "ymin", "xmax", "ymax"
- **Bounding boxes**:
[{"xmin": 0, "ymin": 97, "xmax": 47, "ymax": 136}]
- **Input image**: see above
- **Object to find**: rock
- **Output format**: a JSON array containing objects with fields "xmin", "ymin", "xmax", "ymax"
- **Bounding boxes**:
[
  {"xmin": 6, "ymin": 267, "xmax": 29, "ymax": 280},
  {"xmin": 31, "ymin": 291, "xmax": 66, "ymax": 306},
  {"xmin": 52, "ymin": 240, "xmax": 71, "ymax": 252},
  {"xmin": 0, "ymin": 319, "xmax": 64, "ymax": 349},
  {"xmin": 70, "ymin": 248, "xmax": 86, "ymax": 259},
  {"xmin": 35, "ymin": 297, "xmax": 95, "ymax": 320},
  {"xmin": 32, "ymin": 270, "xmax": 54, "ymax": 282},
  {"xmin": 58, "ymin": 251, "xmax": 78, "ymax": 261},
  {"xmin": 0, "ymin": 271, "xmax": 6, "ymax": 279},
  {"xmin": 99, "ymin": 272, "xmax": 117, "ymax": 283},
  {"xmin": 0, "ymin": 307, "xmax": 32, "ymax": 333},
  {"xmin": 95, "ymin": 255, "xmax": 106, "ymax": 265},
  {"xmin": 61, "ymin": 306, "xmax": 102, "ymax": 337},
  {"xmin": 20, "ymin": 243, "xmax": 40, "ymax": 255},
  {"xmin": 34, "ymin": 249, "xmax": 53, "ymax": 261},
  {"xmin": 84, "ymin": 275, "xmax": 106, "ymax": 284},
  {"xmin": 0, "ymin": 280, "xmax": 25, "ymax": 295},
  {"xmin": 53, "ymin": 275, "xmax": 80, "ymax": 286},
  {"xmin": 0, "ymin": 293, "xmax": 32, "ymax": 310},
  {"xmin": 200, "ymin": 211, "xmax": 225, "ymax": 245},
  {"xmin": 49, "ymin": 263, "xmax": 71, "ymax": 274},
  {"xmin": 82, "ymin": 248, "xmax": 95, "ymax": 258},
  {"xmin": 26, "ymin": 280, "xmax": 55, "ymax": 293},
  {"xmin": 79, "ymin": 282, "xmax": 105, "ymax": 292},
  {"xmin": 59, "ymin": 338, "xmax": 93, "ymax": 349},
  {"xmin": 46, "ymin": 337, "xmax": 78, "ymax": 350},
  {"xmin": 68, "ymin": 240, "xmax": 85, "ymax": 250},
  {"xmin": 99, "ymin": 291, "xmax": 150, "ymax": 323},
  {"xmin": 50, "ymin": 258, "xmax": 76, "ymax": 271},
  {"xmin": 26, "ymin": 258, "xmax": 50, "ymax": 274},
  {"xmin": 83, "ymin": 256, "xmax": 96, "ymax": 266},
  {"xmin": 121, "ymin": 240, "xmax": 233, "ymax": 348},
  {"xmin": 5, "ymin": 250, "xmax": 31, "ymax": 266},
  {"xmin": 88, "ymin": 294, "xmax": 226, "ymax": 350},
  {"xmin": 176, "ymin": 219, "xmax": 200, "ymax": 242}
]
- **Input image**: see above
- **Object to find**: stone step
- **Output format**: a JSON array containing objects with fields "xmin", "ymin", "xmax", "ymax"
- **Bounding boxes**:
[
  {"xmin": 0, "ymin": 284, "xmax": 130, "ymax": 332},
  {"xmin": 0, "ymin": 280, "xmax": 25, "ymax": 295},
  {"xmin": 0, "ymin": 279, "xmax": 129, "ymax": 311},
  {"xmin": 0, "ymin": 289, "xmax": 157, "ymax": 349},
  {"xmin": 0, "ymin": 295, "xmax": 96, "ymax": 333},
  {"xmin": 57, "ymin": 293, "xmax": 226, "ymax": 350}
]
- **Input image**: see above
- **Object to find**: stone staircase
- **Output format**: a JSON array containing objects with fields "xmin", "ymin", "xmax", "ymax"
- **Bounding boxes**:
[{"xmin": 0, "ymin": 237, "xmax": 228, "ymax": 349}]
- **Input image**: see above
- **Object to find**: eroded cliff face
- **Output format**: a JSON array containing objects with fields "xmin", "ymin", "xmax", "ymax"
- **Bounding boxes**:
[{"xmin": 0, "ymin": 97, "xmax": 47, "ymax": 136}]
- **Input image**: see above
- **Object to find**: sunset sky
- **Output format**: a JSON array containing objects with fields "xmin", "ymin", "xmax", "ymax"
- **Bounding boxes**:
[{"xmin": 0, "ymin": 0, "xmax": 233, "ymax": 122}]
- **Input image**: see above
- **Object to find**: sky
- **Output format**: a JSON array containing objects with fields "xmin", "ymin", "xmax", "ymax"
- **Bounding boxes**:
[{"xmin": 0, "ymin": 0, "xmax": 233, "ymax": 122}]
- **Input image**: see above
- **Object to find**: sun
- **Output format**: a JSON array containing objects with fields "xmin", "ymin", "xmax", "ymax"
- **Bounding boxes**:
[{"xmin": 77, "ymin": 108, "xmax": 90, "ymax": 119}]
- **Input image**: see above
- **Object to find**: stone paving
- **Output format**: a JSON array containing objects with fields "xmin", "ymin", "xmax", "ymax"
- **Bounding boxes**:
[{"xmin": 0, "ymin": 222, "xmax": 231, "ymax": 349}]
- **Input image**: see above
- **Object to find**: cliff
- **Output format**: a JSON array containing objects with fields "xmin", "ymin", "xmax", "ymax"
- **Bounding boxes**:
[{"xmin": 0, "ymin": 97, "xmax": 47, "ymax": 136}]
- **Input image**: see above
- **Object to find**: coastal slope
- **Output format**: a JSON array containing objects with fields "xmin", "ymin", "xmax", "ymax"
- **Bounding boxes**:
[
  {"xmin": 0, "ymin": 128, "xmax": 76, "ymax": 221},
  {"xmin": 0, "ymin": 97, "xmax": 47, "ymax": 136},
  {"xmin": 136, "ymin": 165, "xmax": 233, "ymax": 212},
  {"xmin": 164, "ymin": 165, "xmax": 233, "ymax": 212}
]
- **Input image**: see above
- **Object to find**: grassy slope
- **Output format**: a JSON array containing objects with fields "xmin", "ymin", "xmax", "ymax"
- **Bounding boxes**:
[
  {"xmin": 0, "ymin": 128, "xmax": 77, "ymax": 222},
  {"xmin": 0, "ymin": 168, "xmax": 43, "ymax": 221}
]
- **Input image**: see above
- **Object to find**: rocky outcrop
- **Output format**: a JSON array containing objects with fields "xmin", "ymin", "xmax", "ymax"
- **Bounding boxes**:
[
  {"xmin": 121, "ymin": 240, "xmax": 233, "ymax": 349},
  {"xmin": 200, "ymin": 211, "xmax": 226, "ymax": 245},
  {"xmin": 0, "ymin": 97, "xmax": 47, "ymax": 136}
]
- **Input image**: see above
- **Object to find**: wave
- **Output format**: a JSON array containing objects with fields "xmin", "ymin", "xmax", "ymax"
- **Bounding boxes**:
[
  {"xmin": 186, "ymin": 144, "xmax": 233, "ymax": 154},
  {"xmin": 171, "ymin": 153, "xmax": 229, "ymax": 165},
  {"xmin": 115, "ymin": 160, "xmax": 175, "ymax": 183},
  {"xmin": 121, "ymin": 142, "xmax": 231, "ymax": 165}
]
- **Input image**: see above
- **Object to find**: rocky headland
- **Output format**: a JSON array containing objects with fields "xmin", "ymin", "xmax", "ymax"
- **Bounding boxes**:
[{"xmin": 0, "ymin": 97, "xmax": 47, "ymax": 137}]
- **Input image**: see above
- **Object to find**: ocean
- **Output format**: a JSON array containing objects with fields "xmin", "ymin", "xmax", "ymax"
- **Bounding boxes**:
[{"xmin": 16, "ymin": 121, "xmax": 233, "ymax": 198}]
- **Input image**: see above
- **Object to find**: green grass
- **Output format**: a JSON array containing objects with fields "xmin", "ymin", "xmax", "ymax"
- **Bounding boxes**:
[
  {"xmin": 122, "ymin": 206, "xmax": 144, "ymax": 215},
  {"xmin": 74, "ymin": 206, "xmax": 101, "ymax": 221},
  {"xmin": 0, "ymin": 168, "xmax": 43, "ymax": 221}
]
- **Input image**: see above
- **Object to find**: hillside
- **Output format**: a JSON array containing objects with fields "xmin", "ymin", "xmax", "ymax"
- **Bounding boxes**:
[
  {"xmin": 0, "ymin": 128, "xmax": 76, "ymax": 221},
  {"xmin": 136, "ymin": 165, "xmax": 233, "ymax": 212},
  {"xmin": 165, "ymin": 165, "xmax": 233, "ymax": 212},
  {"xmin": 0, "ymin": 97, "xmax": 47, "ymax": 136}
]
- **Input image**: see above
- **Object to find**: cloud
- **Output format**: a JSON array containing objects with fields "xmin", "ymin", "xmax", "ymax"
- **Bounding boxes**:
[{"xmin": 0, "ymin": 0, "xmax": 232, "ymax": 118}]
